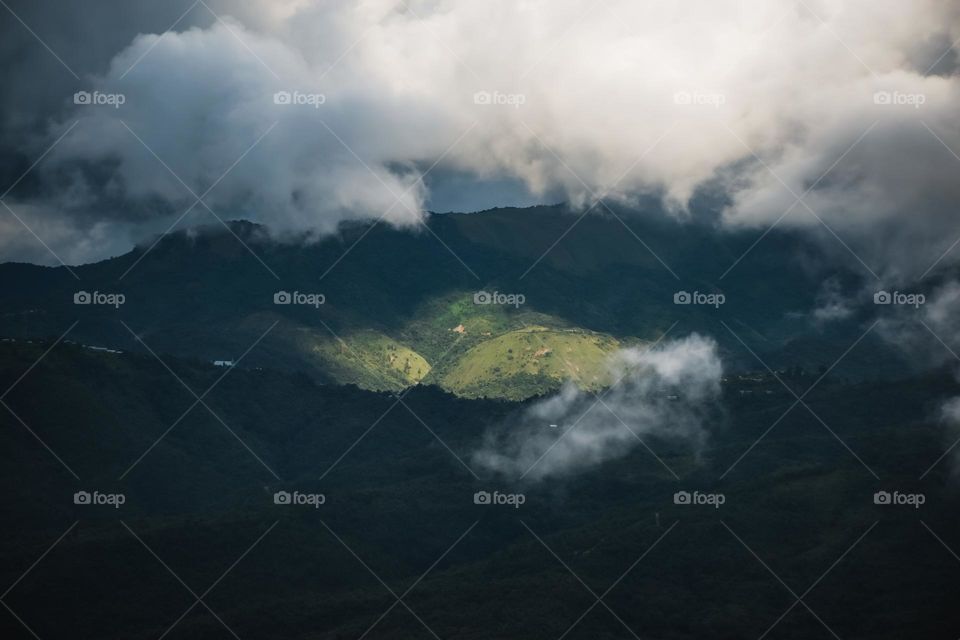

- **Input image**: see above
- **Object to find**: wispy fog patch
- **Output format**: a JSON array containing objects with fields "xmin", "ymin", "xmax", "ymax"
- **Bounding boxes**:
[
  {"xmin": 939, "ymin": 395, "xmax": 960, "ymax": 477},
  {"xmin": 874, "ymin": 281, "xmax": 960, "ymax": 475},
  {"xmin": 877, "ymin": 280, "xmax": 960, "ymax": 367},
  {"xmin": 473, "ymin": 334, "xmax": 723, "ymax": 481},
  {"xmin": 811, "ymin": 277, "xmax": 855, "ymax": 326}
]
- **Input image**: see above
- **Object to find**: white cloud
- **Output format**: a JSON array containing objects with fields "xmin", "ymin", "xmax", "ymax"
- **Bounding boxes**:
[
  {"xmin": 4, "ymin": 0, "xmax": 959, "ymax": 270},
  {"xmin": 473, "ymin": 334, "xmax": 723, "ymax": 481},
  {"xmin": 939, "ymin": 394, "xmax": 960, "ymax": 478},
  {"xmin": 809, "ymin": 277, "xmax": 854, "ymax": 325}
]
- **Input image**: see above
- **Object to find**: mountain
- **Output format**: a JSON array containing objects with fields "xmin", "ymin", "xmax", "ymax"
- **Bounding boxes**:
[
  {"xmin": 0, "ymin": 205, "xmax": 911, "ymax": 399},
  {"xmin": 1, "ymin": 338, "xmax": 958, "ymax": 639}
]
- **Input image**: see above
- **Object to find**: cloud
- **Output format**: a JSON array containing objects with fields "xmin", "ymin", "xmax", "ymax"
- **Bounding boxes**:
[
  {"xmin": 937, "ymin": 393, "xmax": 960, "ymax": 479},
  {"xmin": 0, "ymin": 201, "xmax": 138, "ymax": 266},
  {"xmin": 473, "ymin": 334, "xmax": 723, "ymax": 481},
  {"xmin": 872, "ymin": 281, "xmax": 960, "ymax": 473},
  {"xmin": 809, "ymin": 277, "xmax": 855, "ymax": 326},
  {"xmin": 44, "ymin": 20, "xmax": 429, "ymax": 233},
  {"xmin": 875, "ymin": 281, "xmax": 960, "ymax": 367},
  {"xmin": 1, "ymin": 0, "xmax": 959, "ymax": 270}
]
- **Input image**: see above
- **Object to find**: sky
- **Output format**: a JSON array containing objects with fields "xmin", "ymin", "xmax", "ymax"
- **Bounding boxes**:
[{"xmin": 0, "ymin": 0, "xmax": 958, "ymax": 281}]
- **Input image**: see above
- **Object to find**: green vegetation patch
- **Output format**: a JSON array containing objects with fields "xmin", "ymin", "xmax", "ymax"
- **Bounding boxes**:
[
  {"xmin": 302, "ymin": 329, "xmax": 430, "ymax": 391},
  {"xmin": 440, "ymin": 325, "xmax": 621, "ymax": 399}
]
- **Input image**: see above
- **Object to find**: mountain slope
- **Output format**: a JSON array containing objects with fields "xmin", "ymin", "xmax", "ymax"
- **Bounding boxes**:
[
  {"xmin": 0, "ymin": 205, "xmax": 912, "ymax": 397},
  {"xmin": 440, "ymin": 326, "xmax": 622, "ymax": 399}
]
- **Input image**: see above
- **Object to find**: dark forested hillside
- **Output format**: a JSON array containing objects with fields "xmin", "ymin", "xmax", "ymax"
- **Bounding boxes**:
[{"xmin": 2, "ymin": 340, "xmax": 958, "ymax": 639}]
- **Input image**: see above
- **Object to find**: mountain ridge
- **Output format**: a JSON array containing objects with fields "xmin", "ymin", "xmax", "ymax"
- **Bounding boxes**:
[{"xmin": 0, "ymin": 205, "xmax": 911, "ymax": 398}]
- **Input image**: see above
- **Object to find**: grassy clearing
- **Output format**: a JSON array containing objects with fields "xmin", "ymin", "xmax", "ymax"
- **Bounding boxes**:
[
  {"xmin": 439, "ymin": 325, "xmax": 621, "ymax": 399},
  {"xmin": 301, "ymin": 329, "xmax": 431, "ymax": 391}
]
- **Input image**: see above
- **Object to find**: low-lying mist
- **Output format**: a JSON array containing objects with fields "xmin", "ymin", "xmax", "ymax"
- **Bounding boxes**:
[{"xmin": 473, "ymin": 334, "xmax": 723, "ymax": 481}]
